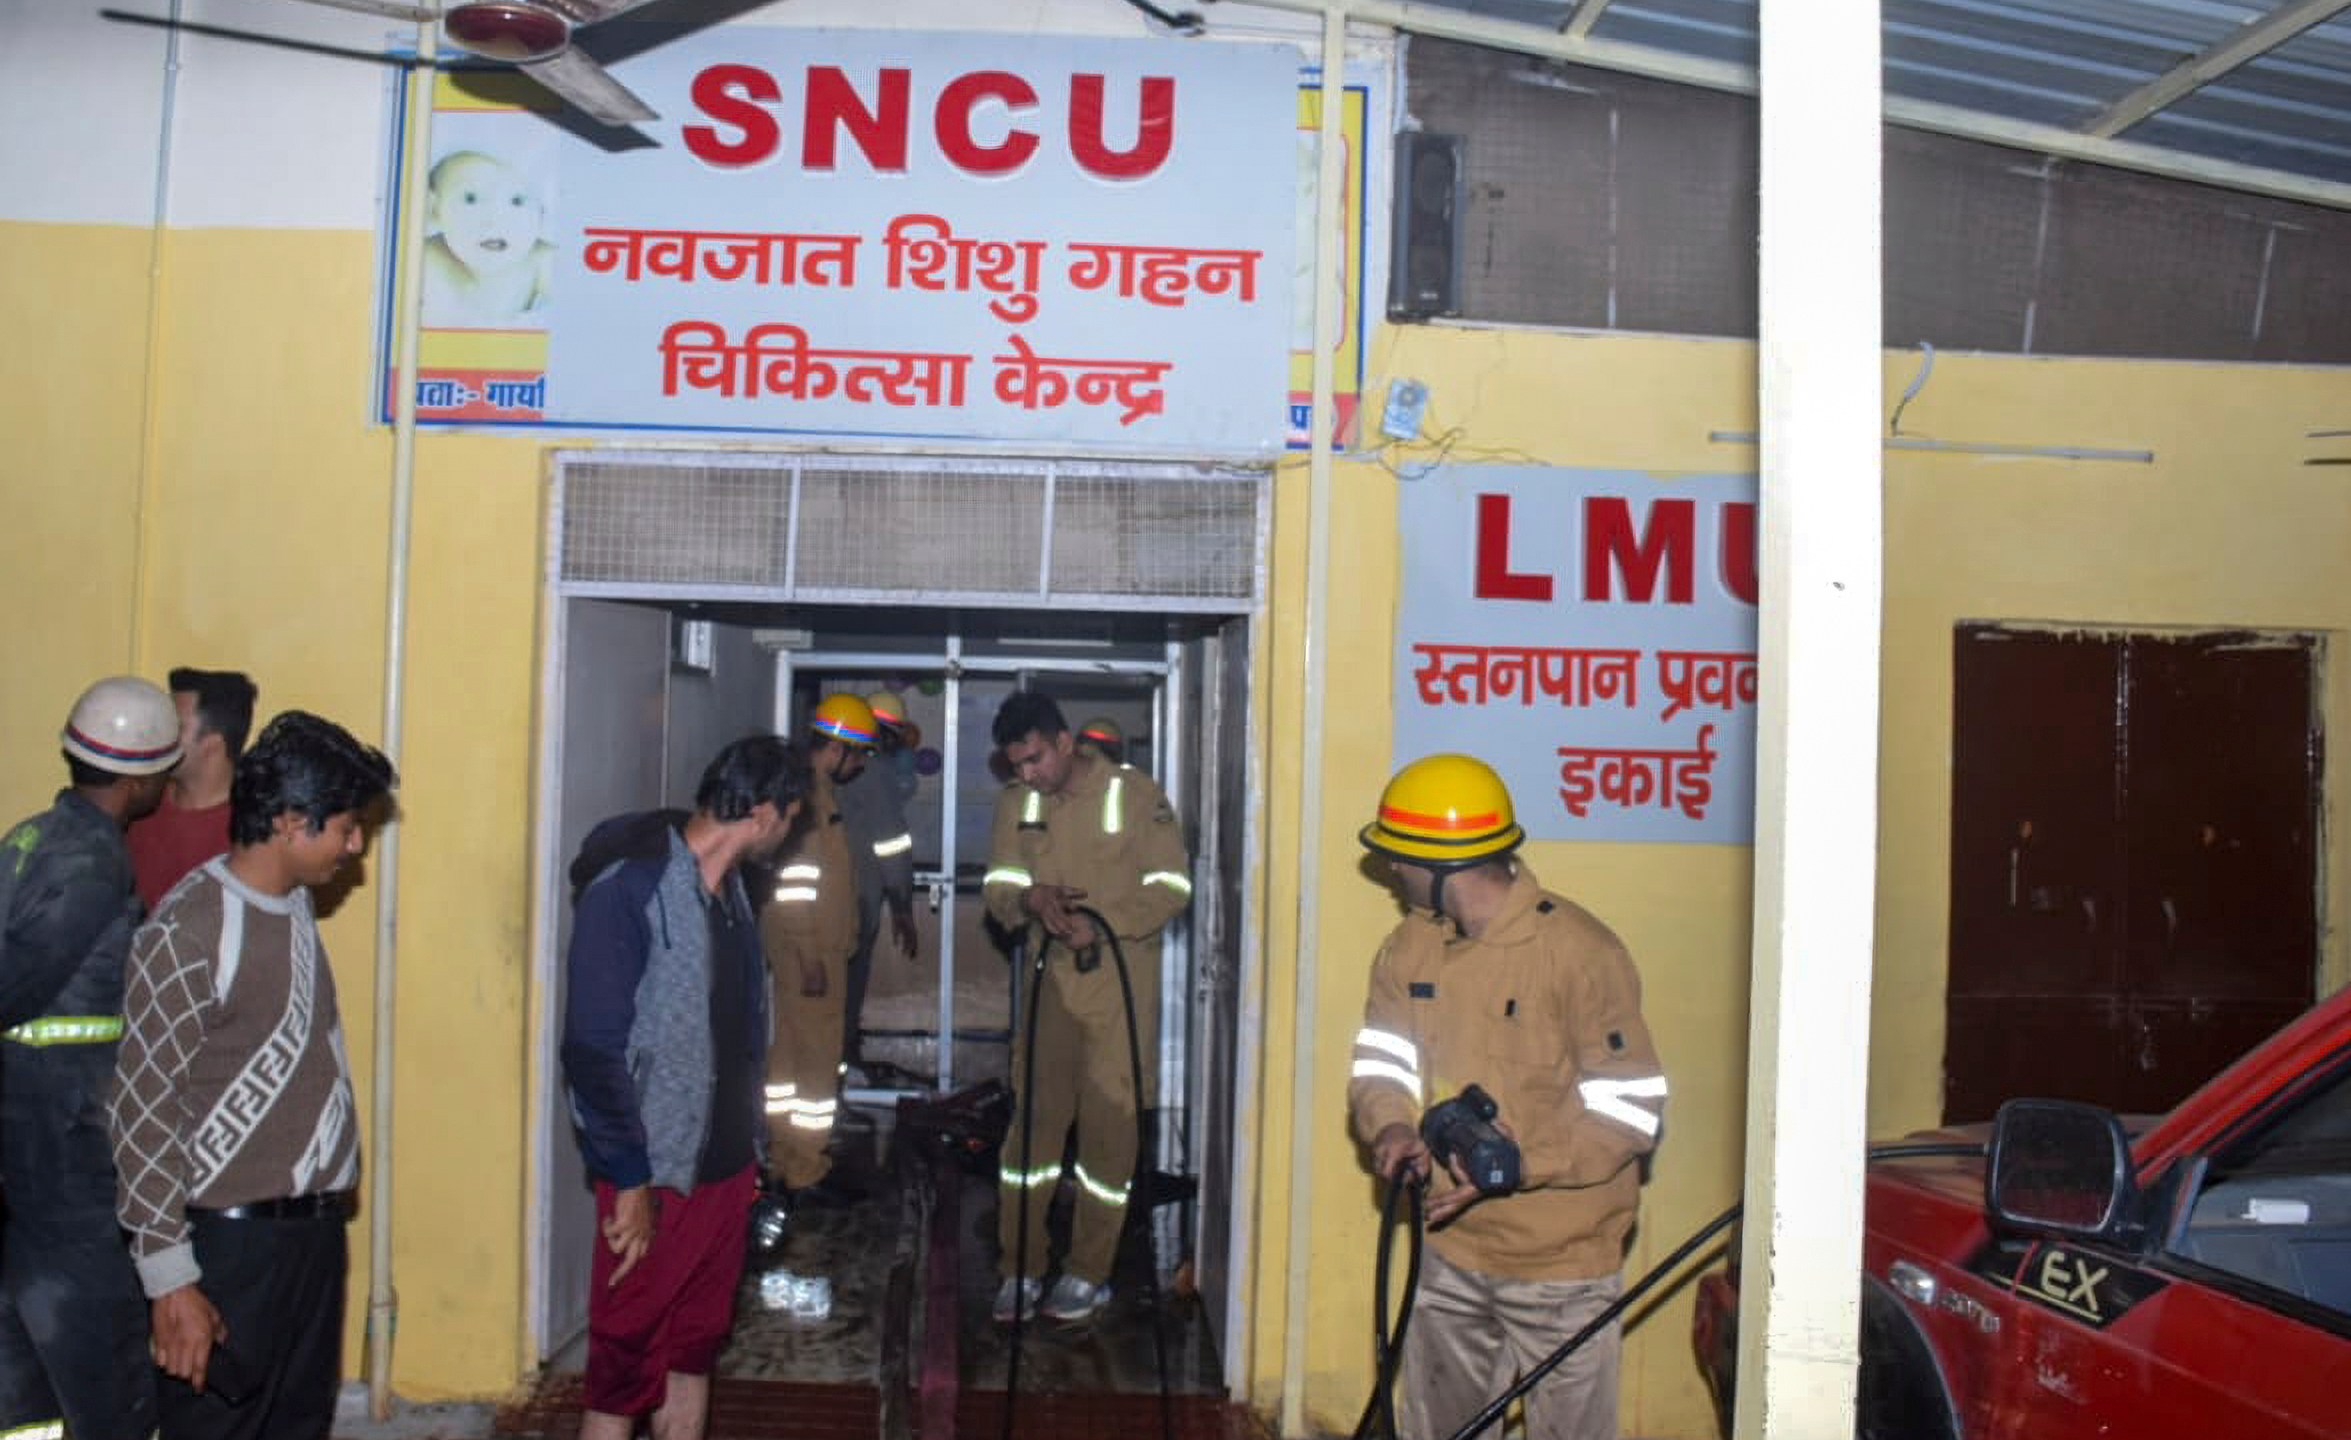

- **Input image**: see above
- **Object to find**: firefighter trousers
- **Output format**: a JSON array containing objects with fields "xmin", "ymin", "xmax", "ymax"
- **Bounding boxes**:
[
  {"xmin": 1400, "ymin": 1249, "xmax": 1622, "ymax": 1440},
  {"xmin": 998, "ymin": 949, "xmax": 1159, "ymax": 1286},
  {"xmin": 768, "ymin": 953, "xmax": 846, "ymax": 1191},
  {"xmin": 0, "ymin": 1207, "xmax": 158, "ymax": 1440}
]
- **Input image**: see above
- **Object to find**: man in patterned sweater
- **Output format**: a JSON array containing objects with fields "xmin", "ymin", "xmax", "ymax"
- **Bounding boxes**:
[{"xmin": 110, "ymin": 711, "xmax": 397, "ymax": 1440}]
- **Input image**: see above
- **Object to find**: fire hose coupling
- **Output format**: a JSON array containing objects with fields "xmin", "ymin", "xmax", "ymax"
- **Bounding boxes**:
[{"xmin": 1420, "ymin": 1084, "xmax": 1521, "ymax": 1196}]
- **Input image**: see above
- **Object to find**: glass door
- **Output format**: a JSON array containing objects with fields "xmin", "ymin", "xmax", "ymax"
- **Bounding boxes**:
[{"xmin": 778, "ymin": 635, "xmax": 1173, "ymax": 1101}]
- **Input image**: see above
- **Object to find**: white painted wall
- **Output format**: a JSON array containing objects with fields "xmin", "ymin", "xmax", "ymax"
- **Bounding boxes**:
[
  {"xmin": 4, "ymin": 0, "xmax": 1319, "ymax": 227},
  {"xmin": 1, "ymin": 0, "xmax": 387, "ymax": 226}
]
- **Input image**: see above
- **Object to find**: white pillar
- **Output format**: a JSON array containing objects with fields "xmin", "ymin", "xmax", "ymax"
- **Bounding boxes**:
[{"xmin": 1737, "ymin": 3, "xmax": 1884, "ymax": 1439}]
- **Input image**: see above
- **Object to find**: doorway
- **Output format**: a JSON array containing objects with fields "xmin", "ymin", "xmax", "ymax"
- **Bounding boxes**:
[
  {"xmin": 529, "ymin": 451, "xmax": 1265, "ymax": 1386},
  {"xmin": 529, "ymin": 598, "xmax": 1254, "ymax": 1383},
  {"xmin": 1943, "ymin": 625, "xmax": 2322, "ymax": 1122},
  {"xmin": 779, "ymin": 641, "xmax": 1176, "ymax": 1103}
]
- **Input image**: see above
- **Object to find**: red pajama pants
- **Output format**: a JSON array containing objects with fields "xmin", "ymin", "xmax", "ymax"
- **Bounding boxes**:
[{"xmin": 584, "ymin": 1166, "xmax": 756, "ymax": 1418}]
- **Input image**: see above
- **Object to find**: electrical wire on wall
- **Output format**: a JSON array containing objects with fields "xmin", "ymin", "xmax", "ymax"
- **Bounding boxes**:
[
  {"xmin": 1120, "ymin": 0, "xmax": 1207, "ymax": 35},
  {"xmin": 1361, "ymin": 391, "xmax": 1542, "ymax": 482}
]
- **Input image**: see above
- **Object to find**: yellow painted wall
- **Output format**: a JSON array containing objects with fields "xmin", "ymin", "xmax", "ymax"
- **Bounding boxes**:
[
  {"xmin": 0, "ymin": 218, "xmax": 543, "ymax": 1399},
  {"xmin": 8, "ymin": 205, "xmax": 2350, "ymax": 1435},
  {"xmin": 1870, "ymin": 353, "xmax": 2351, "ymax": 1126},
  {"xmin": 1244, "ymin": 323, "xmax": 2351, "ymax": 1438},
  {"xmin": 0, "ymin": 223, "xmax": 152, "ymax": 773},
  {"xmin": 1249, "ymin": 327, "xmax": 1762, "ymax": 1439}
]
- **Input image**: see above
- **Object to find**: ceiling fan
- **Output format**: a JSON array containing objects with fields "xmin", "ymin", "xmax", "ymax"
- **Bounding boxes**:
[{"xmin": 284, "ymin": 0, "xmax": 664, "ymax": 125}]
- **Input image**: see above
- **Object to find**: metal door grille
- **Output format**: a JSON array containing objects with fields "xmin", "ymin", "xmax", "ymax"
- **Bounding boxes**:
[
  {"xmin": 795, "ymin": 465, "xmax": 1043, "ymax": 594},
  {"xmin": 560, "ymin": 462, "xmax": 790, "ymax": 586},
  {"xmin": 552, "ymin": 452, "xmax": 1265, "ymax": 611},
  {"xmin": 1049, "ymin": 474, "xmax": 1261, "ymax": 598}
]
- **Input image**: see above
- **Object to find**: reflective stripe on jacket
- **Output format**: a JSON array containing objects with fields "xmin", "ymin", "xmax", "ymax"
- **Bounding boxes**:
[
  {"xmin": 1346, "ymin": 862, "xmax": 1667, "ymax": 1282},
  {"xmin": 762, "ymin": 770, "xmax": 860, "ymax": 967},
  {"xmin": 982, "ymin": 752, "xmax": 1191, "ymax": 945}
]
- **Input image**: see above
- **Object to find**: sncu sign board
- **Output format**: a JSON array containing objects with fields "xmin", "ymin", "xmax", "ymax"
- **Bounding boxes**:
[{"xmin": 388, "ymin": 27, "xmax": 1300, "ymax": 454}]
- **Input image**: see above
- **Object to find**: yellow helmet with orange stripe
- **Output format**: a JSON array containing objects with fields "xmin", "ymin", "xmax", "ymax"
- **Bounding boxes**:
[
  {"xmin": 1359, "ymin": 754, "xmax": 1523, "ymax": 866},
  {"xmin": 810, "ymin": 693, "xmax": 880, "ymax": 749},
  {"xmin": 864, "ymin": 691, "xmax": 908, "ymax": 731}
]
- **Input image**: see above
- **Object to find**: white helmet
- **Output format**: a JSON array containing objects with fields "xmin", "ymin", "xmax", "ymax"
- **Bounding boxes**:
[{"xmin": 61, "ymin": 676, "xmax": 182, "ymax": 776}]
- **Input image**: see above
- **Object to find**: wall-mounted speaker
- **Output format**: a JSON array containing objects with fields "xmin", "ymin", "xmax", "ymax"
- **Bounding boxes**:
[{"xmin": 1389, "ymin": 131, "xmax": 1464, "ymax": 321}]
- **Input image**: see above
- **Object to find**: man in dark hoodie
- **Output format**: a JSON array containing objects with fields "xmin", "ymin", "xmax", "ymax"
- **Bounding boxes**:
[{"xmin": 560, "ymin": 734, "xmax": 810, "ymax": 1440}]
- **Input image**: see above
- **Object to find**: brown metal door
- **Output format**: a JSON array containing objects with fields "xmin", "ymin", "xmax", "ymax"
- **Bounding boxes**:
[
  {"xmin": 2116, "ymin": 635, "xmax": 2318, "ymax": 1113},
  {"xmin": 1946, "ymin": 629, "xmax": 2128, "ymax": 1122},
  {"xmin": 1944, "ymin": 628, "xmax": 2319, "ymax": 1123}
]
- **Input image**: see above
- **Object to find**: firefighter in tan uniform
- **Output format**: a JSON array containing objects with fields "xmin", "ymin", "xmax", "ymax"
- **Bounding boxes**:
[
  {"xmin": 982, "ymin": 693, "xmax": 1191, "ymax": 1325},
  {"xmin": 760, "ymin": 694, "xmax": 877, "ymax": 1201},
  {"xmin": 1347, "ymin": 755, "xmax": 1667, "ymax": 1440}
]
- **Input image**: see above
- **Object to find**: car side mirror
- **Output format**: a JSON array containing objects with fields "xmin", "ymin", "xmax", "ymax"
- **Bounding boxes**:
[{"xmin": 1986, "ymin": 1098, "xmax": 2138, "ymax": 1243}]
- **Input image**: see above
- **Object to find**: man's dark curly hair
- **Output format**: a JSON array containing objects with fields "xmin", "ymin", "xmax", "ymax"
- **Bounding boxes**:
[
  {"xmin": 991, "ymin": 691, "xmax": 1068, "ymax": 749},
  {"xmin": 229, "ymin": 711, "xmax": 399, "ymax": 845},
  {"xmin": 694, "ymin": 734, "xmax": 810, "ymax": 822}
]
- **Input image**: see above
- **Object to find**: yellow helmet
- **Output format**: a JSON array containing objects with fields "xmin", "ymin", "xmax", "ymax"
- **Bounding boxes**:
[
  {"xmin": 864, "ymin": 691, "xmax": 908, "ymax": 731},
  {"xmin": 1359, "ymin": 754, "xmax": 1523, "ymax": 866},
  {"xmin": 810, "ymin": 693, "xmax": 879, "ymax": 749},
  {"xmin": 1077, "ymin": 716, "xmax": 1124, "ymax": 748}
]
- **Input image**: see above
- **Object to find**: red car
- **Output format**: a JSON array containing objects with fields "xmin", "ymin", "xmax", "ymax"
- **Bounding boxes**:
[{"xmin": 1693, "ymin": 985, "xmax": 2351, "ymax": 1438}]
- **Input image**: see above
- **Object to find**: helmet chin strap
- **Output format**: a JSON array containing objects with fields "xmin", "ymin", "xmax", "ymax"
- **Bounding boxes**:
[
  {"xmin": 1402, "ymin": 864, "xmax": 1462, "ymax": 934},
  {"xmin": 1421, "ymin": 853, "xmax": 1519, "ymax": 935}
]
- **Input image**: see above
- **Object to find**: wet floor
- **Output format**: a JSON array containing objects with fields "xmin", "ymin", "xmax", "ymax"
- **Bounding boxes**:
[
  {"xmin": 505, "ymin": 1088, "xmax": 1230, "ymax": 1439},
  {"xmin": 503, "ymin": 937, "xmax": 1239, "ymax": 1436},
  {"xmin": 717, "ymin": 1100, "xmax": 1224, "ymax": 1398}
]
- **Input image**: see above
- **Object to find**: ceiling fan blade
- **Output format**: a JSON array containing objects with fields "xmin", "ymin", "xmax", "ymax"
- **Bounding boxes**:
[
  {"xmin": 551, "ymin": 0, "xmax": 669, "ymax": 20},
  {"xmin": 518, "ymin": 46, "xmax": 657, "ymax": 125},
  {"xmin": 280, "ymin": 0, "xmax": 440, "ymax": 20}
]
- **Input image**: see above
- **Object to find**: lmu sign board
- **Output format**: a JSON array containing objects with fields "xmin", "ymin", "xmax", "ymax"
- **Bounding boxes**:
[{"xmin": 1395, "ymin": 466, "xmax": 1759, "ymax": 844}]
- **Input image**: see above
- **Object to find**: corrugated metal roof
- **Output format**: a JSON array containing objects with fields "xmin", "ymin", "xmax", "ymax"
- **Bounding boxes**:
[{"xmin": 1376, "ymin": 0, "xmax": 2351, "ymax": 198}]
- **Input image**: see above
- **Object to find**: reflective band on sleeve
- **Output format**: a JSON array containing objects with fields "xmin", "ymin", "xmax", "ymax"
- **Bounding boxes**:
[
  {"xmin": 1578, "ymin": 1075, "xmax": 1668, "ymax": 1137},
  {"xmin": 1073, "ymin": 1161, "xmax": 1131, "ymax": 1207},
  {"xmin": 2, "ymin": 1016, "xmax": 124, "ymax": 1046},
  {"xmin": 1349, "ymin": 1058, "xmax": 1423, "ymax": 1102},
  {"xmin": 983, "ymin": 867, "xmax": 1032, "ymax": 890},
  {"xmin": 872, "ymin": 832, "xmax": 913, "ymax": 857},
  {"xmin": 773, "ymin": 886, "xmax": 819, "ymax": 903},
  {"xmin": 766, "ymin": 1088, "xmax": 838, "ymax": 1129},
  {"xmin": 786, "ymin": 1097, "xmax": 838, "ymax": 1132},
  {"xmin": 779, "ymin": 864, "xmax": 821, "ymax": 881},
  {"xmin": 1103, "ymin": 775, "xmax": 1125, "ymax": 835},
  {"xmin": 999, "ymin": 1160, "xmax": 1063, "ymax": 1190},
  {"xmin": 1, "ymin": 1420, "xmax": 65, "ymax": 1440},
  {"xmin": 1353, "ymin": 1027, "xmax": 1418, "ymax": 1067},
  {"xmin": 1144, "ymin": 870, "xmax": 1192, "ymax": 896}
]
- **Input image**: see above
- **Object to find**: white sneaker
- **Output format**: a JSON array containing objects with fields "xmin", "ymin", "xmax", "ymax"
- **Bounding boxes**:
[
  {"xmin": 991, "ymin": 1276, "xmax": 1042, "ymax": 1324},
  {"xmin": 1040, "ymin": 1274, "xmax": 1110, "ymax": 1323}
]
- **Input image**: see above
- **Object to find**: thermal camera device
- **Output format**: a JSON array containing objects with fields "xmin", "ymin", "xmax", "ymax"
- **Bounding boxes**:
[{"xmin": 1420, "ymin": 1083, "xmax": 1522, "ymax": 1196}]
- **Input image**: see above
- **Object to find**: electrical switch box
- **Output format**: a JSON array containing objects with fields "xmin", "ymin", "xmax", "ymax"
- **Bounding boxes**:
[{"xmin": 1382, "ymin": 378, "xmax": 1429, "ymax": 441}]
